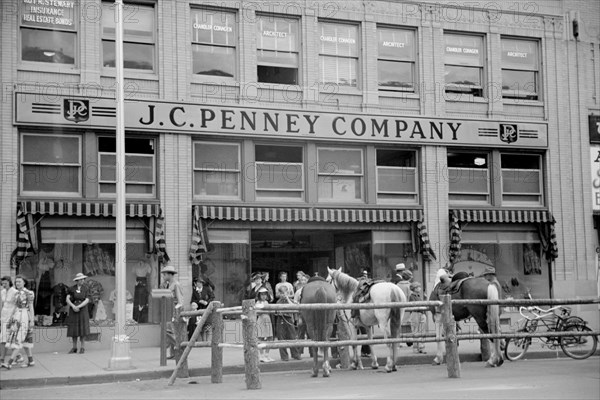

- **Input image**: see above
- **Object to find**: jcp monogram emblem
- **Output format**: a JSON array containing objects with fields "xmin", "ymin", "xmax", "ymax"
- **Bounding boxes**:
[
  {"xmin": 499, "ymin": 124, "xmax": 518, "ymax": 144},
  {"xmin": 63, "ymin": 99, "xmax": 89, "ymax": 123}
]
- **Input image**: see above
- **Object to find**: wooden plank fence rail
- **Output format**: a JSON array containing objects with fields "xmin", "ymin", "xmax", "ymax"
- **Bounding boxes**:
[
  {"xmin": 451, "ymin": 297, "xmax": 600, "ymax": 307},
  {"xmin": 259, "ymin": 300, "xmax": 441, "ymax": 311}
]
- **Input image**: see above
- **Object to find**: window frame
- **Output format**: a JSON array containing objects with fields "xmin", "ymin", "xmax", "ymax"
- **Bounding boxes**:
[
  {"xmin": 256, "ymin": 14, "xmax": 301, "ymax": 85},
  {"xmin": 375, "ymin": 148, "xmax": 419, "ymax": 204},
  {"xmin": 501, "ymin": 37, "xmax": 540, "ymax": 100},
  {"xmin": 316, "ymin": 146, "xmax": 364, "ymax": 203},
  {"xmin": 193, "ymin": 141, "xmax": 242, "ymax": 200},
  {"xmin": 447, "ymin": 150, "xmax": 491, "ymax": 205},
  {"xmin": 254, "ymin": 144, "xmax": 305, "ymax": 201},
  {"xmin": 376, "ymin": 26, "xmax": 417, "ymax": 93},
  {"xmin": 101, "ymin": 1, "xmax": 157, "ymax": 73},
  {"xmin": 20, "ymin": 133, "xmax": 82, "ymax": 197},
  {"xmin": 318, "ymin": 21, "xmax": 360, "ymax": 88},
  {"xmin": 443, "ymin": 32, "xmax": 485, "ymax": 97},
  {"xmin": 500, "ymin": 152, "xmax": 543, "ymax": 206},
  {"xmin": 97, "ymin": 136, "xmax": 157, "ymax": 198}
]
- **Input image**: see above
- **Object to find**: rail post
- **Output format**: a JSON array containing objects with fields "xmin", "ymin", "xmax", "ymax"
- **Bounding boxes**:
[
  {"xmin": 242, "ymin": 299, "xmax": 261, "ymax": 390},
  {"xmin": 441, "ymin": 294, "xmax": 460, "ymax": 378},
  {"xmin": 211, "ymin": 301, "xmax": 224, "ymax": 384},
  {"xmin": 159, "ymin": 296, "xmax": 167, "ymax": 366}
]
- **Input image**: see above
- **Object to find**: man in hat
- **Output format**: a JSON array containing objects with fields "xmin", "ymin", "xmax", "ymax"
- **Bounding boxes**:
[
  {"xmin": 481, "ymin": 266, "xmax": 500, "ymax": 286},
  {"xmin": 160, "ymin": 263, "xmax": 183, "ymax": 359},
  {"xmin": 245, "ymin": 272, "xmax": 264, "ymax": 300},
  {"xmin": 391, "ymin": 263, "xmax": 406, "ymax": 285},
  {"xmin": 434, "ymin": 262, "xmax": 454, "ymax": 289}
]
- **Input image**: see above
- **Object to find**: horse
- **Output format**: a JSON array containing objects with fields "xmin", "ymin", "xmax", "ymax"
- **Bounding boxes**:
[
  {"xmin": 327, "ymin": 266, "xmax": 407, "ymax": 372},
  {"xmin": 429, "ymin": 276, "xmax": 504, "ymax": 367},
  {"xmin": 300, "ymin": 276, "xmax": 337, "ymax": 377}
]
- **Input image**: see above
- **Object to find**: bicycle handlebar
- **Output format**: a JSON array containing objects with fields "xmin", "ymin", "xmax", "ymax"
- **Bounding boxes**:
[{"xmin": 519, "ymin": 305, "xmax": 563, "ymax": 320}]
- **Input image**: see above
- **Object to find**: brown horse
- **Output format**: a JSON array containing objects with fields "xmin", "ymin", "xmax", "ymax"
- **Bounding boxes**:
[
  {"xmin": 300, "ymin": 277, "xmax": 337, "ymax": 377},
  {"xmin": 429, "ymin": 277, "xmax": 504, "ymax": 367}
]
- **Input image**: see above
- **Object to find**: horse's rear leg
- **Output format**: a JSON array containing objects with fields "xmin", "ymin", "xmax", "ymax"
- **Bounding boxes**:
[
  {"xmin": 322, "ymin": 347, "xmax": 331, "ymax": 378},
  {"xmin": 433, "ymin": 314, "xmax": 445, "ymax": 365},
  {"xmin": 367, "ymin": 327, "xmax": 379, "ymax": 370},
  {"xmin": 311, "ymin": 347, "xmax": 319, "ymax": 377}
]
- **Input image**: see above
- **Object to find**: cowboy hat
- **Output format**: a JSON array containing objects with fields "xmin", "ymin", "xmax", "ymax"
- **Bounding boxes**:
[
  {"xmin": 258, "ymin": 286, "xmax": 268, "ymax": 293},
  {"xmin": 73, "ymin": 273, "xmax": 88, "ymax": 281},
  {"xmin": 161, "ymin": 264, "xmax": 177, "ymax": 274},
  {"xmin": 401, "ymin": 270, "xmax": 413, "ymax": 280},
  {"xmin": 395, "ymin": 263, "xmax": 406, "ymax": 271},
  {"xmin": 483, "ymin": 266, "xmax": 496, "ymax": 275}
]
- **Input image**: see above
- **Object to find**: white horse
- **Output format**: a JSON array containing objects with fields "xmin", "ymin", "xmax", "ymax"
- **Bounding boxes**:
[{"xmin": 327, "ymin": 266, "xmax": 407, "ymax": 372}]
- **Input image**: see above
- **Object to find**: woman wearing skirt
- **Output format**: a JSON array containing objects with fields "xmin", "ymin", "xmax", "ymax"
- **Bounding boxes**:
[
  {"xmin": 66, "ymin": 273, "xmax": 91, "ymax": 354},
  {"xmin": 4, "ymin": 275, "xmax": 35, "ymax": 369}
]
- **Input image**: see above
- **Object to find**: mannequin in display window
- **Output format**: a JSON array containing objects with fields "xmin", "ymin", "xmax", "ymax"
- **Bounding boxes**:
[{"xmin": 133, "ymin": 261, "xmax": 151, "ymax": 323}]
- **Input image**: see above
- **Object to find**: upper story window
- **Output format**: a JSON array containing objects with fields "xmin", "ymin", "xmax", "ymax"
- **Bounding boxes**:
[
  {"xmin": 376, "ymin": 149, "xmax": 418, "ymax": 203},
  {"xmin": 377, "ymin": 27, "xmax": 416, "ymax": 92},
  {"xmin": 193, "ymin": 142, "xmax": 241, "ymax": 199},
  {"xmin": 191, "ymin": 8, "xmax": 237, "ymax": 78},
  {"xmin": 501, "ymin": 154, "xmax": 542, "ymax": 205},
  {"xmin": 501, "ymin": 38, "xmax": 540, "ymax": 100},
  {"xmin": 257, "ymin": 15, "xmax": 300, "ymax": 85},
  {"xmin": 255, "ymin": 144, "xmax": 304, "ymax": 200},
  {"xmin": 19, "ymin": 1, "xmax": 78, "ymax": 64},
  {"xmin": 101, "ymin": 2, "xmax": 156, "ymax": 71},
  {"xmin": 21, "ymin": 134, "xmax": 81, "ymax": 196},
  {"xmin": 447, "ymin": 151, "xmax": 490, "ymax": 204},
  {"xmin": 319, "ymin": 22, "xmax": 359, "ymax": 87},
  {"xmin": 317, "ymin": 148, "xmax": 363, "ymax": 202},
  {"xmin": 444, "ymin": 33, "xmax": 484, "ymax": 97},
  {"xmin": 98, "ymin": 137, "xmax": 156, "ymax": 197}
]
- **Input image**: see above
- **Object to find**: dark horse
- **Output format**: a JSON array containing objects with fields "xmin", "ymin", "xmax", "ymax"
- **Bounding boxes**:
[
  {"xmin": 300, "ymin": 276, "xmax": 337, "ymax": 377},
  {"xmin": 429, "ymin": 277, "xmax": 504, "ymax": 367}
]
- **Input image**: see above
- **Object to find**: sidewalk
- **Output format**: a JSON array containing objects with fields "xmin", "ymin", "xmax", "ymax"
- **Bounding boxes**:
[{"xmin": 0, "ymin": 340, "xmax": 576, "ymax": 389}]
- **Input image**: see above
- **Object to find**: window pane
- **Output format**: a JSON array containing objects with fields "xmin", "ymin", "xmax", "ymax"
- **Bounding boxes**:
[
  {"xmin": 501, "ymin": 154, "xmax": 539, "ymax": 169},
  {"xmin": 319, "ymin": 23, "xmax": 358, "ymax": 57},
  {"xmin": 100, "ymin": 154, "xmax": 116, "ymax": 181},
  {"xmin": 98, "ymin": 137, "xmax": 155, "ymax": 154},
  {"xmin": 195, "ymin": 143, "xmax": 239, "ymax": 170},
  {"xmin": 445, "ymin": 65, "xmax": 481, "ymax": 86},
  {"xmin": 191, "ymin": 9, "xmax": 236, "ymax": 45},
  {"xmin": 23, "ymin": 135, "xmax": 79, "ymax": 164},
  {"xmin": 257, "ymin": 65, "xmax": 298, "ymax": 84},
  {"xmin": 377, "ymin": 150, "xmax": 415, "ymax": 167},
  {"xmin": 103, "ymin": 40, "xmax": 154, "ymax": 70},
  {"xmin": 21, "ymin": 28, "xmax": 75, "ymax": 64},
  {"xmin": 256, "ymin": 190, "xmax": 302, "ymax": 199},
  {"xmin": 255, "ymin": 145, "xmax": 302, "ymax": 163},
  {"xmin": 501, "ymin": 38, "xmax": 538, "ymax": 70},
  {"xmin": 320, "ymin": 55, "xmax": 357, "ymax": 86},
  {"xmin": 445, "ymin": 33, "xmax": 483, "ymax": 66},
  {"xmin": 102, "ymin": 3, "xmax": 154, "ymax": 42},
  {"xmin": 318, "ymin": 149, "xmax": 362, "ymax": 174},
  {"xmin": 257, "ymin": 50, "xmax": 298, "ymax": 67},
  {"xmin": 256, "ymin": 163, "xmax": 303, "ymax": 190},
  {"xmin": 194, "ymin": 171, "xmax": 239, "ymax": 197},
  {"xmin": 378, "ymin": 28, "xmax": 415, "ymax": 60},
  {"xmin": 378, "ymin": 60, "xmax": 413, "ymax": 89},
  {"xmin": 448, "ymin": 168, "xmax": 489, "ymax": 194},
  {"xmin": 318, "ymin": 176, "xmax": 362, "ymax": 201},
  {"xmin": 22, "ymin": 166, "xmax": 79, "ymax": 192},
  {"xmin": 126, "ymin": 155, "xmax": 153, "ymax": 183},
  {"xmin": 448, "ymin": 152, "xmax": 488, "ymax": 168},
  {"xmin": 257, "ymin": 16, "xmax": 299, "ymax": 52},
  {"xmin": 378, "ymin": 167, "xmax": 416, "ymax": 193},
  {"xmin": 502, "ymin": 170, "xmax": 540, "ymax": 194},
  {"xmin": 502, "ymin": 70, "xmax": 536, "ymax": 92},
  {"xmin": 192, "ymin": 45, "xmax": 235, "ymax": 77},
  {"xmin": 100, "ymin": 183, "xmax": 154, "ymax": 194}
]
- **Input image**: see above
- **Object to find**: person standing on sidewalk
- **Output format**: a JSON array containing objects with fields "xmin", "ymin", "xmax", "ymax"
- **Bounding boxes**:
[
  {"xmin": 408, "ymin": 282, "xmax": 426, "ymax": 354},
  {"xmin": 160, "ymin": 263, "xmax": 183, "ymax": 359},
  {"xmin": 256, "ymin": 287, "xmax": 274, "ymax": 363},
  {"xmin": 66, "ymin": 273, "xmax": 91, "ymax": 354},
  {"xmin": 4, "ymin": 275, "xmax": 35, "ymax": 369},
  {"xmin": 274, "ymin": 272, "xmax": 301, "ymax": 361},
  {"xmin": 1, "ymin": 276, "xmax": 18, "ymax": 368}
]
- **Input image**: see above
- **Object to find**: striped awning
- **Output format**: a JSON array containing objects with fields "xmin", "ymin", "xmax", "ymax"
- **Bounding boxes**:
[
  {"xmin": 195, "ymin": 205, "xmax": 423, "ymax": 223},
  {"xmin": 18, "ymin": 201, "xmax": 161, "ymax": 218},
  {"xmin": 450, "ymin": 209, "xmax": 554, "ymax": 224}
]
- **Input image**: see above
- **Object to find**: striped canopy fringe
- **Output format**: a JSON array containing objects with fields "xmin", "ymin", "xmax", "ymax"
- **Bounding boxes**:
[
  {"xmin": 448, "ymin": 211, "xmax": 462, "ymax": 264},
  {"xmin": 537, "ymin": 215, "xmax": 558, "ymax": 261},
  {"xmin": 154, "ymin": 209, "xmax": 169, "ymax": 263},
  {"xmin": 190, "ymin": 207, "xmax": 210, "ymax": 265},
  {"xmin": 417, "ymin": 219, "xmax": 436, "ymax": 261},
  {"xmin": 14, "ymin": 209, "xmax": 32, "ymax": 268}
]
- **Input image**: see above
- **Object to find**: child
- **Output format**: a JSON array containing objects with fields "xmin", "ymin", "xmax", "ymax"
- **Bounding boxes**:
[
  {"xmin": 256, "ymin": 287, "xmax": 274, "ymax": 363},
  {"xmin": 408, "ymin": 282, "xmax": 426, "ymax": 354}
]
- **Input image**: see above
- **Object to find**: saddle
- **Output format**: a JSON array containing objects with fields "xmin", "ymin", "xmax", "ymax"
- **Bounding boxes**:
[
  {"xmin": 351, "ymin": 279, "xmax": 384, "ymax": 318},
  {"xmin": 438, "ymin": 275, "xmax": 472, "ymax": 296}
]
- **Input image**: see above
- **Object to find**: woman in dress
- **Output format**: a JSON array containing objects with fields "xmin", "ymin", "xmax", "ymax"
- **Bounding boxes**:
[
  {"xmin": 0, "ymin": 276, "xmax": 18, "ymax": 368},
  {"xmin": 65, "ymin": 273, "xmax": 91, "ymax": 354},
  {"xmin": 255, "ymin": 286, "xmax": 274, "ymax": 363},
  {"xmin": 4, "ymin": 275, "xmax": 35, "ymax": 369}
]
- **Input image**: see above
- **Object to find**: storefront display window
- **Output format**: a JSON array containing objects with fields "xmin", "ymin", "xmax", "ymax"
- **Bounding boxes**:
[
  {"xmin": 319, "ymin": 22, "xmax": 359, "ymax": 87},
  {"xmin": 372, "ymin": 231, "xmax": 418, "ymax": 283},
  {"xmin": 447, "ymin": 151, "xmax": 490, "ymax": 203},
  {"xmin": 191, "ymin": 8, "xmax": 237, "ymax": 78},
  {"xmin": 444, "ymin": 33, "xmax": 484, "ymax": 97},
  {"xmin": 317, "ymin": 148, "xmax": 363, "ymax": 202},
  {"xmin": 194, "ymin": 142, "xmax": 241, "ymax": 199},
  {"xmin": 257, "ymin": 15, "xmax": 299, "ymax": 84},
  {"xmin": 377, "ymin": 27, "xmax": 415, "ymax": 92},
  {"xmin": 376, "ymin": 149, "xmax": 418, "ymax": 203},
  {"xmin": 501, "ymin": 37, "xmax": 539, "ymax": 100},
  {"xmin": 101, "ymin": 2, "xmax": 156, "ymax": 71},
  {"xmin": 21, "ymin": 134, "xmax": 81, "ymax": 196},
  {"xmin": 501, "ymin": 154, "xmax": 542, "ymax": 205},
  {"xmin": 19, "ymin": 0, "xmax": 77, "ymax": 64},
  {"xmin": 255, "ymin": 144, "xmax": 304, "ymax": 200}
]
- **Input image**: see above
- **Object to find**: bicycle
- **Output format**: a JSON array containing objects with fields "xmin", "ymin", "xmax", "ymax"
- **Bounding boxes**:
[{"xmin": 504, "ymin": 304, "xmax": 598, "ymax": 361}]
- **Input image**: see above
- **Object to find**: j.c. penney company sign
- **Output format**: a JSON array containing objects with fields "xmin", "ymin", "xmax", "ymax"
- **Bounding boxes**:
[{"xmin": 15, "ymin": 93, "xmax": 547, "ymax": 148}]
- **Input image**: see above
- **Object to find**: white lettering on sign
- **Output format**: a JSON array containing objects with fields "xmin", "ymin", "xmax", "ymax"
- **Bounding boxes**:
[
  {"xmin": 382, "ymin": 41, "xmax": 405, "ymax": 48},
  {"xmin": 193, "ymin": 23, "xmax": 232, "ymax": 32},
  {"xmin": 262, "ymin": 30, "xmax": 287, "ymax": 38},
  {"xmin": 21, "ymin": 0, "xmax": 75, "ymax": 27},
  {"xmin": 507, "ymin": 51, "xmax": 528, "ymax": 57},
  {"xmin": 593, "ymin": 147, "xmax": 600, "ymax": 211},
  {"xmin": 320, "ymin": 36, "xmax": 355, "ymax": 44},
  {"xmin": 446, "ymin": 46, "xmax": 479, "ymax": 54}
]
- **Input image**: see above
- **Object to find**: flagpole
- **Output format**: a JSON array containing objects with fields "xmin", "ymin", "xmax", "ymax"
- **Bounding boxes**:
[{"xmin": 108, "ymin": 0, "xmax": 132, "ymax": 370}]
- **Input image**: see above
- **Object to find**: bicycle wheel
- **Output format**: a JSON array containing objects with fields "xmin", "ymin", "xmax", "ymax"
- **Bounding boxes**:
[
  {"xmin": 560, "ymin": 324, "xmax": 598, "ymax": 360},
  {"xmin": 504, "ymin": 334, "xmax": 531, "ymax": 361}
]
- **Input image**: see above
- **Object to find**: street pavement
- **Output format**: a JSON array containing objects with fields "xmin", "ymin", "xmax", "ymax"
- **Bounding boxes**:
[
  {"xmin": 1, "ymin": 357, "xmax": 598, "ymax": 400},
  {"xmin": 0, "ymin": 338, "xmax": 588, "ymax": 390}
]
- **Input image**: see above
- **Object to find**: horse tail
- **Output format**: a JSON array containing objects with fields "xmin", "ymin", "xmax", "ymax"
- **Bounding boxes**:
[
  {"xmin": 389, "ymin": 286, "xmax": 404, "ymax": 338},
  {"xmin": 312, "ymin": 286, "xmax": 329, "ymax": 342},
  {"xmin": 487, "ymin": 283, "xmax": 500, "ymax": 334}
]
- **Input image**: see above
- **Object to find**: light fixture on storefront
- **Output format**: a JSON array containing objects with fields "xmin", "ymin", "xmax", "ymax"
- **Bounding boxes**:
[
  {"xmin": 43, "ymin": 51, "xmax": 56, "ymax": 57},
  {"xmin": 474, "ymin": 157, "xmax": 486, "ymax": 166}
]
